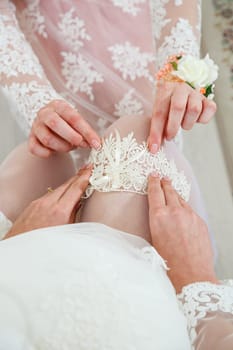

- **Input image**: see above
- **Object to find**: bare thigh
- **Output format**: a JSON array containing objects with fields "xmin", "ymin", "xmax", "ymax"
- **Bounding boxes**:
[
  {"xmin": 0, "ymin": 142, "xmax": 75, "ymax": 221},
  {"xmin": 79, "ymin": 115, "xmax": 209, "ymax": 243},
  {"xmin": 80, "ymin": 116, "xmax": 152, "ymax": 243}
]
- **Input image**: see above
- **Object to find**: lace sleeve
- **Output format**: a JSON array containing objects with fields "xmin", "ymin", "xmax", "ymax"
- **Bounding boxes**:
[
  {"xmin": 151, "ymin": 0, "xmax": 202, "ymax": 69},
  {"xmin": 0, "ymin": 1, "xmax": 63, "ymax": 135},
  {"xmin": 177, "ymin": 281, "xmax": 233, "ymax": 350}
]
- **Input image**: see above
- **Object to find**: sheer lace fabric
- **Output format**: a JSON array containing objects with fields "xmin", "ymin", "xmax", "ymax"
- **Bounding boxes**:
[
  {"xmin": 178, "ymin": 281, "xmax": 233, "ymax": 349},
  {"xmin": 1, "ymin": 0, "xmax": 201, "ymax": 146},
  {"xmin": 85, "ymin": 131, "xmax": 191, "ymax": 201}
]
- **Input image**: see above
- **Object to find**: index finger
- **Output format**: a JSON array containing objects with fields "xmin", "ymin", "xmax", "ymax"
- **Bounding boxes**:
[
  {"xmin": 147, "ymin": 174, "xmax": 166, "ymax": 211},
  {"xmin": 54, "ymin": 102, "xmax": 101, "ymax": 149},
  {"xmin": 148, "ymin": 81, "xmax": 171, "ymax": 153},
  {"xmin": 58, "ymin": 166, "xmax": 93, "ymax": 209}
]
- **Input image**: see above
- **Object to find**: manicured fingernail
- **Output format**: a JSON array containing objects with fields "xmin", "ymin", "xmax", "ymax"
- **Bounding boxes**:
[
  {"xmin": 150, "ymin": 171, "xmax": 159, "ymax": 178},
  {"xmin": 150, "ymin": 143, "xmax": 158, "ymax": 154},
  {"xmin": 163, "ymin": 176, "xmax": 170, "ymax": 181},
  {"xmin": 85, "ymin": 163, "xmax": 93, "ymax": 169},
  {"xmin": 91, "ymin": 139, "xmax": 101, "ymax": 150}
]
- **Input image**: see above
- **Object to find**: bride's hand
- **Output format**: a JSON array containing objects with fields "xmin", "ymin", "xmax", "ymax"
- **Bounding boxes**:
[
  {"xmin": 29, "ymin": 99, "xmax": 101, "ymax": 157},
  {"xmin": 148, "ymin": 81, "xmax": 217, "ymax": 153},
  {"xmin": 4, "ymin": 165, "xmax": 92, "ymax": 239},
  {"xmin": 147, "ymin": 174, "xmax": 219, "ymax": 293}
]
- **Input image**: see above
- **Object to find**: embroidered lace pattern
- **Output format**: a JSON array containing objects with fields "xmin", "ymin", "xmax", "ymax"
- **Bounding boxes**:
[
  {"xmin": 0, "ymin": 11, "xmax": 44, "ymax": 78},
  {"xmin": 0, "ymin": 1, "xmax": 201, "ymax": 134},
  {"xmin": 157, "ymin": 18, "xmax": 200, "ymax": 69},
  {"xmin": 85, "ymin": 131, "xmax": 191, "ymax": 200},
  {"xmin": 114, "ymin": 89, "xmax": 144, "ymax": 117},
  {"xmin": 108, "ymin": 42, "xmax": 155, "ymax": 82},
  {"xmin": 111, "ymin": 0, "xmax": 146, "ymax": 16},
  {"xmin": 61, "ymin": 52, "xmax": 104, "ymax": 101},
  {"xmin": 17, "ymin": 0, "xmax": 48, "ymax": 41},
  {"xmin": 177, "ymin": 281, "xmax": 233, "ymax": 348},
  {"xmin": 58, "ymin": 8, "xmax": 91, "ymax": 52},
  {"xmin": 149, "ymin": 0, "xmax": 170, "ymax": 40},
  {"xmin": 2, "ymin": 81, "xmax": 61, "ymax": 132}
]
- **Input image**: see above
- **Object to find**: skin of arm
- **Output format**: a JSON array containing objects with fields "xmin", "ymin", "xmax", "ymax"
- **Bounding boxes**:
[
  {"xmin": 4, "ymin": 166, "xmax": 92, "ymax": 239},
  {"xmin": 147, "ymin": 174, "xmax": 219, "ymax": 293}
]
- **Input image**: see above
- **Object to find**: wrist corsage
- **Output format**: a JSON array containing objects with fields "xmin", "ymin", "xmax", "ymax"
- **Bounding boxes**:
[{"xmin": 156, "ymin": 54, "xmax": 219, "ymax": 100}]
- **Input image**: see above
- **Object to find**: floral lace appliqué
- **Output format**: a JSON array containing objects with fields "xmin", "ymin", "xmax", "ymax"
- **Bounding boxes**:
[
  {"xmin": 177, "ymin": 281, "xmax": 233, "ymax": 348},
  {"xmin": 108, "ymin": 42, "xmax": 155, "ymax": 82},
  {"xmin": 157, "ymin": 18, "xmax": 200, "ymax": 69},
  {"xmin": 2, "ymin": 80, "xmax": 61, "ymax": 133},
  {"xmin": 85, "ymin": 131, "xmax": 191, "ymax": 200},
  {"xmin": 0, "ymin": 13, "xmax": 44, "ymax": 78},
  {"xmin": 58, "ymin": 8, "xmax": 91, "ymax": 52},
  {"xmin": 149, "ymin": 0, "xmax": 170, "ymax": 40},
  {"xmin": 18, "ymin": 0, "xmax": 48, "ymax": 40},
  {"xmin": 114, "ymin": 89, "xmax": 144, "ymax": 117},
  {"xmin": 61, "ymin": 52, "xmax": 104, "ymax": 101},
  {"xmin": 111, "ymin": 0, "xmax": 146, "ymax": 16}
]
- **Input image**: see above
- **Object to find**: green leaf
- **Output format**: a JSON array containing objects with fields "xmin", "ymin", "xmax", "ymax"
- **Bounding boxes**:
[
  {"xmin": 205, "ymin": 85, "xmax": 213, "ymax": 97},
  {"xmin": 171, "ymin": 61, "xmax": 178, "ymax": 70}
]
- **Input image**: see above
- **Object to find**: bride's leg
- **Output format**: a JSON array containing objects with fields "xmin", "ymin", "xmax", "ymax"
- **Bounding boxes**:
[
  {"xmin": 0, "ymin": 143, "xmax": 75, "ymax": 222},
  {"xmin": 80, "ymin": 115, "xmax": 210, "ymax": 243}
]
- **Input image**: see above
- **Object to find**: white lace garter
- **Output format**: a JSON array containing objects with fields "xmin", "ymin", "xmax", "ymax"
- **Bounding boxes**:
[{"xmin": 85, "ymin": 131, "xmax": 191, "ymax": 201}]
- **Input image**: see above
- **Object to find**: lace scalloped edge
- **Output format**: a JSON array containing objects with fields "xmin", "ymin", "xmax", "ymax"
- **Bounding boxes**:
[
  {"xmin": 177, "ymin": 281, "xmax": 233, "ymax": 346},
  {"xmin": 84, "ymin": 130, "xmax": 191, "ymax": 200}
]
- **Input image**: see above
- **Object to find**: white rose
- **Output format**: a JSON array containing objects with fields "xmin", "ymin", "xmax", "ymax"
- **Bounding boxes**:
[{"xmin": 172, "ymin": 54, "xmax": 219, "ymax": 88}]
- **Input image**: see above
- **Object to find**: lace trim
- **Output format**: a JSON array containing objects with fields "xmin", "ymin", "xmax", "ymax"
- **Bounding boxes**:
[
  {"xmin": 177, "ymin": 281, "xmax": 233, "ymax": 347},
  {"xmin": 157, "ymin": 18, "xmax": 200, "ymax": 69},
  {"xmin": 85, "ymin": 131, "xmax": 191, "ymax": 200},
  {"xmin": 2, "ymin": 81, "xmax": 62, "ymax": 132},
  {"xmin": 0, "ymin": 212, "xmax": 12, "ymax": 240},
  {"xmin": 0, "ymin": 9, "xmax": 44, "ymax": 78},
  {"xmin": 140, "ymin": 246, "xmax": 169, "ymax": 271}
]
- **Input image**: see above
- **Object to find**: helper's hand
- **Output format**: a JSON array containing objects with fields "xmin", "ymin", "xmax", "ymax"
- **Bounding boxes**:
[
  {"xmin": 4, "ymin": 165, "xmax": 92, "ymax": 239},
  {"xmin": 147, "ymin": 174, "xmax": 219, "ymax": 293},
  {"xmin": 29, "ymin": 100, "xmax": 101, "ymax": 157},
  {"xmin": 148, "ymin": 81, "xmax": 217, "ymax": 153}
]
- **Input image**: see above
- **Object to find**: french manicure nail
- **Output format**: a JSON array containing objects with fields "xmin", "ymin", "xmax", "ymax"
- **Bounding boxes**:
[
  {"xmin": 163, "ymin": 176, "xmax": 170, "ymax": 181},
  {"xmin": 91, "ymin": 139, "xmax": 101, "ymax": 150},
  {"xmin": 150, "ymin": 171, "xmax": 159, "ymax": 178},
  {"xmin": 151, "ymin": 143, "xmax": 158, "ymax": 154},
  {"xmin": 85, "ymin": 163, "xmax": 93, "ymax": 169}
]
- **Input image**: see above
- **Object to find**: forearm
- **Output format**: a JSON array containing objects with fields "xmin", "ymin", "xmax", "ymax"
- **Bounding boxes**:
[
  {"xmin": 154, "ymin": 0, "xmax": 202, "ymax": 69},
  {"xmin": 0, "ymin": 1, "xmax": 63, "ymax": 134},
  {"xmin": 178, "ymin": 281, "xmax": 233, "ymax": 350}
]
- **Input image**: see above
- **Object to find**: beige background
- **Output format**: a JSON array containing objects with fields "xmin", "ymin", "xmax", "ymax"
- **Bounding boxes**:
[{"xmin": 0, "ymin": 1, "xmax": 233, "ymax": 278}]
